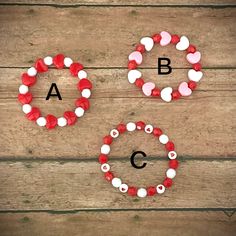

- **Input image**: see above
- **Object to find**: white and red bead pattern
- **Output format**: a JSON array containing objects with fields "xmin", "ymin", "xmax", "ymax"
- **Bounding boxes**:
[
  {"xmin": 127, "ymin": 31, "xmax": 203, "ymax": 102},
  {"xmin": 18, "ymin": 54, "xmax": 92, "ymax": 129},
  {"xmin": 98, "ymin": 121, "xmax": 179, "ymax": 198}
]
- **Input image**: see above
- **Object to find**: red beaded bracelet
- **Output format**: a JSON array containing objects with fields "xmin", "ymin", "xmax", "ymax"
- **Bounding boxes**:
[
  {"xmin": 98, "ymin": 121, "xmax": 178, "ymax": 198},
  {"xmin": 127, "ymin": 31, "xmax": 203, "ymax": 102},
  {"xmin": 18, "ymin": 54, "xmax": 92, "ymax": 129}
]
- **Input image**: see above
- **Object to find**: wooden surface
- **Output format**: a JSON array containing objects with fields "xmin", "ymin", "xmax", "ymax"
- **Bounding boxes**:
[{"xmin": 0, "ymin": 1, "xmax": 236, "ymax": 236}]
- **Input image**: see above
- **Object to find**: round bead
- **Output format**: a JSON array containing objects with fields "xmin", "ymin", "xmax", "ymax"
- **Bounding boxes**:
[
  {"xmin": 119, "ymin": 183, "xmax": 128, "ymax": 193},
  {"xmin": 126, "ymin": 122, "xmax": 136, "ymax": 132},
  {"xmin": 98, "ymin": 154, "xmax": 108, "ymax": 164},
  {"xmin": 159, "ymin": 134, "xmax": 169, "ymax": 144},
  {"xmin": 105, "ymin": 171, "xmax": 114, "ymax": 181},
  {"xmin": 136, "ymin": 121, "xmax": 145, "ymax": 130},
  {"xmin": 101, "ymin": 144, "xmax": 110, "ymax": 155},
  {"xmin": 57, "ymin": 117, "xmax": 67, "ymax": 127},
  {"xmin": 168, "ymin": 151, "xmax": 177, "ymax": 160},
  {"xmin": 103, "ymin": 135, "xmax": 113, "ymax": 145},
  {"xmin": 43, "ymin": 56, "xmax": 53, "ymax": 66},
  {"xmin": 36, "ymin": 117, "xmax": 46, "ymax": 127},
  {"xmin": 144, "ymin": 124, "xmax": 153, "ymax": 134},
  {"xmin": 166, "ymin": 168, "xmax": 176, "ymax": 179},
  {"xmin": 117, "ymin": 123, "xmax": 126, "ymax": 133},
  {"xmin": 153, "ymin": 127, "xmax": 163, "ymax": 137},
  {"xmin": 22, "ymin": 104, "xmax": 32, "ymax": 114},
  {"xmin": 81, "ymin": 89, "xmax": 91, "ymax": 98},
  {"xmin": 165, "ymin": 141, "xmax": 175, "ymax": 151},
  {"xmin": 147, "ymin": 186, "xmax": 156, "ymax": 196},
  {"xmin": 19, "ymin": 85, "xmax": 29, "ymax": 94},
  {"xmin": 156, "ymin": 184, "xmax": 165, "ymax": 194},
  {"xmin": 78, "ymin": 70, "xmax": 87, "ymax": 79},
  {"xmin": 169, "ymin": 159, "xmax": 179, "ymax": 169},
  {"xmin": 27, "ymin": 67, "xmax": 37, "ymax": 76},
  {"xmin": 163, "ymin": 178, "xmax": 173, "ymax": 188},
  {"xmin": 75, "ymin": 107, "xmax": 84, "ymax": 117},
  {"xmin": 101, "ymin": 163, "xmax": 110, "ymax": 173},
  {"xmin": 110, "ymin": 129, "xmax": 119, "ymax": 138},
  {"xmin": 137, "ymin": 188, "xmax": 147, "ymax": 198},
  {"xmin": 64, "ymin": 57, "xmax": 73, "ymax": 67},
  {"xmin": 128, "ymin": 186, "xmax": 137, "ymax": 196},
  {"xmin": 112, "ymin": 177, "xmax": 122, "ymax": 188}
]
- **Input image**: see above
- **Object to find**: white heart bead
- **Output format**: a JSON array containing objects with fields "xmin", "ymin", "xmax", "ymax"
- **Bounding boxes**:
[
  {"xmin": 176, "ymin": 36, "xmax": 189, "ymax": 51},
  {"xmin": 78, "ymin": 70, "xmax": 87, "ymax": 79},
  {"xmin": 166, "ymin": 168, "xmax": 176, "ymax": 179},
  {"xmin": 168, "ymin": 151, "xmax": 177, "ymax": 160},
  {"xmin": 101, "ymin": 163, "xmax": 110, "ymax": 173},
  {"xmin": 156, "ymin": 184, "xmax": 165, "ymax": 194},
  {"xmin": 188, "ymin": 69, "xmax": 203, "ymax": 82},
  {"xmin": 126, "ymin": 122, "xmax": 136, "ymax": 132},
  {"xmin": 144, "ymin": 124, "xmax": 153, "ymax": 134},
  {"xmin": 44, "ymin": 56, "xmax": 53, "ymax": 66},
  {"xmin": 140, "ymin": 37, "xmax": 154, "ymax": 51},
  {"xmin": 101, "ymin": 144, "xmax": 110, "ymax": 155},
  {"xmin": 161, "ymin": 87, "xmax": 173, "ymax": 102},
  {"xmin": 119, "ymin": 183, "xmax": 128, "ymax": 193},
  {"xmin": 22, "ymin": 104, "xmax": 32, "ymax": 114},
  {"xmin": 82, "ymin": 89, "xmax": 91, "ymax": 98},
  {"xmin": 112, "ymin": 177, "xmax": 122, "ymax": 188},
  {"xmin": 128, "ymin": 70, "xmax": 142, "ymax": 84},
  {"xmin": 159, "ymin": 134, "xmax": 169, "ymax": 144},
  {"xmin": 19, "ymin": 84, "xmax": 29, "ymax": 94},
  {"xmin": 75, "ymin": 107, "xmax": 85, "ymax": 117},
  {"xmin": 137, "ymin": 188, "xmax": 147, "ymax": 198},
  {"xmin": 64, "ymin": 57, "xmax": 73, "ymax": 67},
  {"xmin": 36, "ymin": 117, "xmax": 46, "ymax": 127},
  {"xmin": 57, "ymin": 117, "xmax": 67, "ymax": 127},
  {"xmin": 27, "ymin": 67, "xmax": 37, "ymax": 76},
  {"xmin": 110, "ymin": 129, "xmax": 119, "ymax": 138}
]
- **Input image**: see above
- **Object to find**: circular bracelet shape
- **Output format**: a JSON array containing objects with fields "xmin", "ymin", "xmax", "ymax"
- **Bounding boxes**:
[
  {"xmin": 98, "ymin": 121, "xmax": 179, "ymax": 198},
  {"xmin": 127, "ymin": 31, "xmax": 203, "ymax": 102},
  {"xmin": 18, "ymin": 54, "xmax": 92, "ymax": 129}
]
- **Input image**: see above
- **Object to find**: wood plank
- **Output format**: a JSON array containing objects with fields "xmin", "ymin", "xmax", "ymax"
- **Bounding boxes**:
[
  {"xmin": 0, "ymin": 211, "xmax": 235, "ymax": 236},
  {"xmin": 0, "ymin": 160, "xmax": 235, "ymax": 209},
  {"xmin": 0, "ymin": 6, "xmax": 235, "ymax": 68}
]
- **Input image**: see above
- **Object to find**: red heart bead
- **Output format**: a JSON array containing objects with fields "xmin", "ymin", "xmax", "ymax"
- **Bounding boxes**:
[
  {"xmin": 26, "ymin": 107, "xmax": 40, "ymax": 121},
  {"xmin": 35, "ymin": 58, "xmax": 48, "ymax": 73},
  {"xmin": 77, "ymin": 79, "xmax": 92, "ymax": 92},
  {"xmin": 21, "ymin": 73, "xmax": 36, "ymax": 86},
  {"xmin": 18, "ymin": 92, "xmax": 33, "ymax": 104},
  {"xmin": 46, "ymin": 114, "xmax": 57, "ymax": 129},
  {"xmin": 64, "ymin": 111, "xmax": 77, "ymax": 126},
  {"xmin": 53, "ymin": 54, "xmax": 65, "ymax": 69},
  {"xmin": 70, "ymin": 62, "xmax": 84, "ymax": 77},
  {"xmin": 75, "ymin": 97, "xmax": 90, "ymax": 110}
]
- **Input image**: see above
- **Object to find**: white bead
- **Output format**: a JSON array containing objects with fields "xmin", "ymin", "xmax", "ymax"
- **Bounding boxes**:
[
  {"xmin": 22, "ymin": 104, "xmax": 32, "ymax": 114},
  {"xmin": 166, "ymin": 168, "xmax": 176, "ymax": 179},
  {"xmin": 101, "ymin": 163, "xmax": 110, "ymax": 173},
  {"xmin": 159, "ymin": 134, "xmax": 169, "ymax": 144},
  {"xmin": 137, "ymin": 188, "xmax": 147, "ymax": 198},
  {"xmin": 64, "ymin": 57, "xmax": 73, "ymax": 67},
  {"xmin": 140, "ymin": 37, "xmax": 154, "ymax": 51},
  {"xmin": 126, "ymin": 122, "xmax": 136, "ymax": 132},
  {"xmin": 168, "ymin": 151, "xmax": 177, "ymax": 160},
  {"xmin": 78, "ymin": 70, "xmax": 87, "ymax": 79},
  {"xmin": 27, "ymin": 67, "xmax": 37, "ymax": 76},
  {"xmin": 110, "ymin": 129, "xmax": 119, "ymax": 138},
  {"xmin": 111, "ymin": 177, "xmax": 122, "ymax": 188},
  {"xmin": 19, "ymin": 84, "xmax": 29, "ymax": 94},
  {"xmin": 128, "ymin": 70, "xmax": 142, "ymax": 84},
  {"xmin": 119, "ymin": 183, "xmax": 128, "ymax": 193},
  {"xmin": 75, "ymin": 107, "xmax": 84, "ymax": 117},
  {"xmin": 43, "ymin": 56, "xmax": 53, "ymax": 66},
  {"xmin": 57, "ymin": 117, "xmax": 67, "ymax": 127},
  {"xmin": 144, "ymin": 124, "xmax": 153, "ymax": 134},
  {"xmin": 156, "ymin": 184, "xmax": 165, "ymax": 194},
  {"xmin": 36, "ymin": 117, "xmax": 46, "ymax": 127},
  {"xmin": 82, "ymin": 89, "xmax": 91, "ymax": 98},
  {"xmin": 101, "ymin": 144, "xmax": 110, "ymax": 155}
]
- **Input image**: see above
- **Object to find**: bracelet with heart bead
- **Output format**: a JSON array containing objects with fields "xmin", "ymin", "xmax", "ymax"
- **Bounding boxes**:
[
  {"xmin": 18, "ymin": 54, "xmax": 92, "ymax": 129},
  {"xmin": 127, "ymin": 31, "xmax": 203, "ymax": 102},
  {"xmin": 98, "ymin": 121, "xmax": 178, "ymax": 198}
]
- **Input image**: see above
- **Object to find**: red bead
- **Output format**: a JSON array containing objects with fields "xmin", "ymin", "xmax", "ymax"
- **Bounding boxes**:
[
  {"xmin": 117, "ymin": 123, "xmax": 126, "ymax": 133},
  {"xmin": 135, "ymin": 78, "xmax": 144, "ymax": 88},
  {"xmin": 21, "ymin": 73, "xmax": 36, "ymax": 87},
  {"xmin": 171, "ymin": 35, "xmax": 180, "ymax": 44},
  {"xmin": 187, "ymin": 45, "xmax": 196, "ymax": 53},
  {"xmin": 18, "ymin": 92, "xmax": 33, "ymax": 104},
  {"xmin": 99, "ymin": 154, "xmax": 108, "ymax": 164},
  {"xmin": 169, "ymin": 159, "xmax": 179, "ymax": 169},
  {"xmin": 188, "ymin": 81, "xmax": 197, "ymax": 90},
  {"xmin": 45, "ymin": 114, "xmax": 57, "ymax": 129},
  {"xmin": 128, "ymin": 186, "xmax": 137, "ymax": 196},
  {"xmin": 172, "ymin": 90, "xmax": 181, "ymax": 100},
  {"xmin": 165, "ymin": 141, "xmax": 175, "ymax": 151},
  {"xmin": 135, "ymin": 44, "xmax": 145, "ymax": 53},
  {"xmin": 136, "ymin": 121, "xmax": 145, "ymax": 130},
  {"xmin": 103, "ymin": 135, "xmax": 113, "ymax": 145},
  {"xmin": 147, "ymin": 186, "xmax": 156, "ymax": 196},
  {"xmin": 53, "ymin": 54, "xmax": 65, "ymax": 69},
  {"xmin": 75, "ymin": 97, "xmax": 90, "ymax": 110},
  {"xmin": 152, "ymin": 34, "xmax": 161, "ymax": 43},
  {"xmin": 104, "ymin": 171, "xmax": 114, "ymax": 181},
  {"xmin": 128, "ymin": 60, "xmax": 137, "ymax": 70},
  {"xmin": 70, "ymin": 62, "xmax": 84, "ymax": 76},
  {"xmin": 35, "ymin": 58, "xmax": 48, "ymax": 73},
  {"xmin": 26, "ymin": 107, "xmax": 40, "ymax": 121},
  {"xmin": 151, "ymin": 88, "xmax": 160, "ymax": 97},
  {"xmin": 163, "ymin": 178, "xmax": 173, "ymax": 188},
  {"xmin": 153, "ymin": 127, "xmax": 162, "ymax": 137},
  {"xmin": 64, "ymin": 111, "xmax": 77, "ymax": 126},
  {"xmin": 193, "ymin": 63, "xmax": 202, "ymax": 71},
  {"xmin": 77, "ymin": 79, "xmax": 92, "ymax": 92}
]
